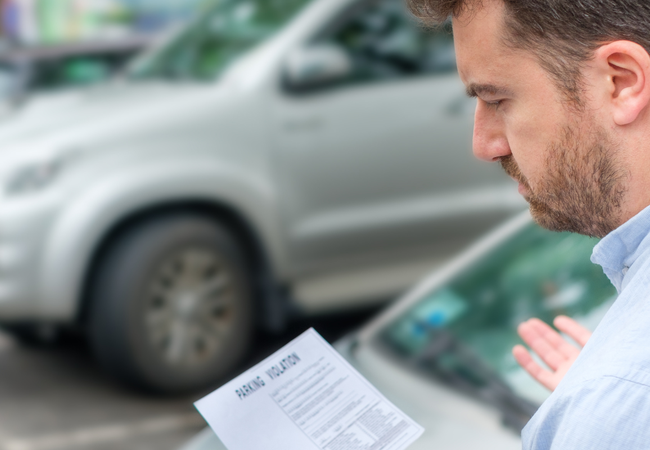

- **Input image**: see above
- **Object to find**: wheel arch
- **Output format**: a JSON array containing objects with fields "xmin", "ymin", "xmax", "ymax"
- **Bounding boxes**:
[{"xmin": 77, "ymin": 200, "xmax": 288, "ymax": 333}]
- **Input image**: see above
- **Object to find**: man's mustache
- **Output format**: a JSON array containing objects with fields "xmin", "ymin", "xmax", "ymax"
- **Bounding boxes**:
[{"xmin": 500, "ymin": 155, "xmax": 528, "ymax": 187}]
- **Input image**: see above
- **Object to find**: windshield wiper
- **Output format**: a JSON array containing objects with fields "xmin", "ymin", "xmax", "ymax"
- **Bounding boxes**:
[{"xmin": 412, "ymin": 324, "xmax": 539, "ymax": 432}]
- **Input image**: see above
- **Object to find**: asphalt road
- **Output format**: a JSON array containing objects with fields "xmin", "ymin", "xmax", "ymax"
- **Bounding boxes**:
[{"xmin": 0, "ymin": 310, "xmax": 377, "ymax": 450}]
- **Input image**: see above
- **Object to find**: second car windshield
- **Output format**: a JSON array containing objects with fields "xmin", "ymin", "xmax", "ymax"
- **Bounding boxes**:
[
  {"xmin": 128, "ymin": 0, "xmax": 310, "ymax": 81},
  {"xmin": 378, "ymin": 223, "xmax": 617, "ymax": 405}
]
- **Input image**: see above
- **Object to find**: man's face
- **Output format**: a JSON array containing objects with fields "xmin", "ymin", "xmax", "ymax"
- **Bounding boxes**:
[{"xmin": 453, "ymin": 0, "xmax": 628, "ymax": 237}]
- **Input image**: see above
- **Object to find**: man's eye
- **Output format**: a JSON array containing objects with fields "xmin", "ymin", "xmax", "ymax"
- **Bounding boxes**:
[{"xmin": 486, "ymin": 100, "xmax": 502, "ymax": 110}]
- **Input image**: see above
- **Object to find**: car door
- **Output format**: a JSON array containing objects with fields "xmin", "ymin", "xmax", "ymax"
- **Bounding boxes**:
[{"xmin": 273, "ymin": 0, "xmax": 521, "ymax": 273}]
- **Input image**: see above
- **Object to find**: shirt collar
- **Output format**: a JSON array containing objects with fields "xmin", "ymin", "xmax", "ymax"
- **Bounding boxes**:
[{"xmin": 592, "ymin": 205, "xmax": 650, "ymax": 292}]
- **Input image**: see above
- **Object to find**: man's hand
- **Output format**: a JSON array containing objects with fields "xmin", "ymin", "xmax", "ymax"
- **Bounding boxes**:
[{"xmin": 512, "ymin": 316, "xmax": 592, "ymax": 392}]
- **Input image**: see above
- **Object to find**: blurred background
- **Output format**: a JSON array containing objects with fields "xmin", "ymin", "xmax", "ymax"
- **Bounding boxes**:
[
  {"xmin": 0, "ymin": 0, "xmax": 213, "ymax": 101},
  {"xmin": 1, "ymin": 0, "xmax": 206, "ymax": 45},
  {"xmin": 0, "ymin": 0, "xmax": 548, "ymax": 449}
]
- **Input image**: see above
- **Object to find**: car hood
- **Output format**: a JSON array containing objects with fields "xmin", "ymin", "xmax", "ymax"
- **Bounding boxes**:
[
  {"xmin": 180, "ymin": 336, "xmax": 521, "ymax": 450},
  {"xmin": 343, "ymin": 338, "xmax": 522, "ymax": 450},
  {"xmin": 0, "ymin": 80, "xmax": 233, "ymax": 160}
]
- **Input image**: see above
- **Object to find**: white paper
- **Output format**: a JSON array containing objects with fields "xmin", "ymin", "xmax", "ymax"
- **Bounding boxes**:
[{"xmin": 195, "ymin": 328, "xmax": 424, "ymax": 450}]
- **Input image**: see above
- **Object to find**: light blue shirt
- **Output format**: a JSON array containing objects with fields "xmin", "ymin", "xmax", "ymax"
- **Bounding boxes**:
[{"xmin": 522, "ymin": 205, "xmax": 650, "ymax": 449}]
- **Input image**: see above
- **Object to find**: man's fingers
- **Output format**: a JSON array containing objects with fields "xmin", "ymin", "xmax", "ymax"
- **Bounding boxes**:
[
  {"xmin": 513, "ymin": 344, "xmax": 536, "ymax": 369},
  {"xmin": 512, "ymin": 345, "xmax": 556, "ymax": 391},
  {"xmin": 514, "ymin": 316, "xmax": 589, "ymax": 393},
  {"xmin": 554, "ymin": 315, "xmax": 592, "ymax": 347},
  {"xmin": 528, "ymin": 318, "xmax": 581, "ymax": 359},
  {"xmin": 517, "ymin": 321, "xmax": 568, "ymax": 370}
]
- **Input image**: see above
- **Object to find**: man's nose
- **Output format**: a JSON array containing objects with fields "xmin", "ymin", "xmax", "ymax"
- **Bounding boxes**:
[{"xmin": 472, "ymin": 101, "xmax": 511, "ymax": 162}]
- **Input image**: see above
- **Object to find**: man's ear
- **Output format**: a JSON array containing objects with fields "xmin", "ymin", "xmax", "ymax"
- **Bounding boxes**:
[{"xmin": 593, "ymin": 41, "xmax": 650, "ymax": 126}]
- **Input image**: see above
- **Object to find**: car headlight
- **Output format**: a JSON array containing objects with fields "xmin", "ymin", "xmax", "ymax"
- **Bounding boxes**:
[{"xmin": 5, "ymin": 157, "xmax": 65, "ymax": 196}]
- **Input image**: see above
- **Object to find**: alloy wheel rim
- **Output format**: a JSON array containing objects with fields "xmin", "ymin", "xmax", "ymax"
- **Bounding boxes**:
[{"xmin": 143, "ymin": 247, "xmax": 237, "ymax": 368}]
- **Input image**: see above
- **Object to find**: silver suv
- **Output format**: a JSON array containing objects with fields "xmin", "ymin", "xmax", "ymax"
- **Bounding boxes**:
[{"xmin": 0, "ymin": 0, "xmax": 524, "ymax": 392}]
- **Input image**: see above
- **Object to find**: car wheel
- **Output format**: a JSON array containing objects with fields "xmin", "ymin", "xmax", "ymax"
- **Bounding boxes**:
[{"xmin": 88, "ymin": 214, "xmax": 254, "ymax": 393}]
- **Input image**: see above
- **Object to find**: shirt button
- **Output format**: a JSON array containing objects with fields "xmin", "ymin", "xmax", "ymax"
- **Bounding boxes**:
[{"xmin": 623, "ymin": 266, "xmax": 629, "ymax": 275}]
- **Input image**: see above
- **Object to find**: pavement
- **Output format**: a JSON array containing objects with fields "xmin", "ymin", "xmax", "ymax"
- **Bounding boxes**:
[{"xmin": 0, "ymin": 310, "xmax": 376, "ymax": 450}]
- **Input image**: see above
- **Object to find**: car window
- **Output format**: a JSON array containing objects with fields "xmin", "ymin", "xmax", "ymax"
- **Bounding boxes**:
[
  {"xmin": 129, "ymin": 0, "xmax": 311, "ymax": 81},
  {"xmin": 320, "ymin": 0, "xmax": 455, "ymax": 85},
  {"xmin": 376, "ymin": 224, "xmax": 617, "ymax": 406}
]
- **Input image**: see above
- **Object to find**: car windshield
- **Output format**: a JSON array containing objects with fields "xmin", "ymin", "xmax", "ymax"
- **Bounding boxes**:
[
  {"xmin": 128, "ymin": 0, "xmax": 311, "ymax": 81},
  {"xmin": 377, "ymin": 222, "xmax": 617, "ymax": 406}
]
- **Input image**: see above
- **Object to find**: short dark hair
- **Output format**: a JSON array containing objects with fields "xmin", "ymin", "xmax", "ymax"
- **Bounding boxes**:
[{"xmin": 408, "ymin": 0, "xmax": 650, "ymax": 106}]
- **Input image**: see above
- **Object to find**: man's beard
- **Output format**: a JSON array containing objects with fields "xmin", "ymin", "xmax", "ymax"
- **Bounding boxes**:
[{"xmin": 500, "ymin": 125, "xmax": 628, "ymax": 238}]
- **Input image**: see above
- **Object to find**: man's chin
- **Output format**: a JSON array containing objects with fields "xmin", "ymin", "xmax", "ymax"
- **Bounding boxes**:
[
  {"xmin": 528, "ymin": 200, "xmax": 589, "ymax": 235},
  {"xmin": 528, "ymin": 199, "xmax": 566, "ymax": 232},
  {"xmin": 529, "ymin": 209, "xmax": 565, "ymax": 234},
  {"xmin": 527, "ymin": 191, "xmax": 619, "ymax": 238}
]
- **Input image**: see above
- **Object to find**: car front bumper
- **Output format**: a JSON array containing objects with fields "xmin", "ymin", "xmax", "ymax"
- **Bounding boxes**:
[{"xmin": 0, "ymin": 193, "xmax": 60, "ymax": 322}]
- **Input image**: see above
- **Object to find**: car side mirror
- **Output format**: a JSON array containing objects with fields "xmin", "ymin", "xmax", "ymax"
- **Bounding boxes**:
[{"xmin": 284, "ymin": 44, "xmax": 353, "ymax": 92}]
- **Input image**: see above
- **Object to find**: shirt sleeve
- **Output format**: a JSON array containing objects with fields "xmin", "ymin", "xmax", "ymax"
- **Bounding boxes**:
[{"xmin": 522, "ymin": 375, "xmax": 650, "ymax": 450}]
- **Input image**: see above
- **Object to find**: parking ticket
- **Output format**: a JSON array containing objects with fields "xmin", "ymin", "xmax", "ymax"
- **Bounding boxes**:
[{"xmin": 195, "ymin": 328, "xmax": 424, "ymax": 450}]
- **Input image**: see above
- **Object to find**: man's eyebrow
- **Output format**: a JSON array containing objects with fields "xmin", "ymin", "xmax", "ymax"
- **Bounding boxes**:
[{"xmin": 466, "ymin": 83, "xmax": 513, "ymax": 98}]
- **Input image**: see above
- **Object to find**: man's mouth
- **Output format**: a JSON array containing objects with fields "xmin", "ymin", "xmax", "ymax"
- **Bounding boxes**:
[
  {"xmin": 499, "ymin": 156, "xmax": 531, "ymax": 198},
  {"xmin": 517, "ymin": 182, "xmax": 529, "ymax": 196}
]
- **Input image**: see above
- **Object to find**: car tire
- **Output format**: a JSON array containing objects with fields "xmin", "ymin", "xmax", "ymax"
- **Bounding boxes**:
[{"xmin": 88, "ymin": 214, "xmax": 254, "ymax": 393}]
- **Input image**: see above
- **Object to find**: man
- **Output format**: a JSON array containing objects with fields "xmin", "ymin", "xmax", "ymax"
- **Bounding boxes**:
[{"xmin": 408, "ymin": 0, "xmax": 650, "ymax": 448}]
